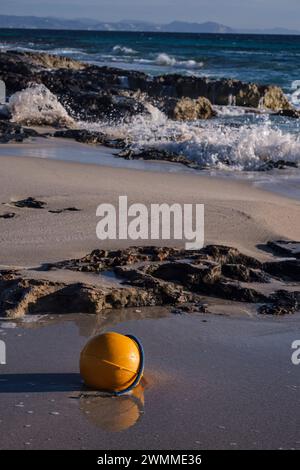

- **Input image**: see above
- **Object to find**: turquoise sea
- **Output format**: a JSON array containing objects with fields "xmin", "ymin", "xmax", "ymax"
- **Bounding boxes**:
[{"xmin": 0, "ymin": 29, "xmax": 300, "ymax": 95}]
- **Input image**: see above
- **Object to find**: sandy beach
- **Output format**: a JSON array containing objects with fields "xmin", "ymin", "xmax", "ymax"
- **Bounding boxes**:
[
  {"xmin": 0, "ymin": 139, "xmax": 299, "ymax": 267},
  {"xmin": 0, "ymin": 139, "xmax": 299, "ymax": 449}
]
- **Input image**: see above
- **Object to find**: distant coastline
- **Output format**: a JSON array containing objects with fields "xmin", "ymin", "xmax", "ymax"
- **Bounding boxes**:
[{"xmin": 0, "ymin": 15, "xmax": 299, "ymax": 35}]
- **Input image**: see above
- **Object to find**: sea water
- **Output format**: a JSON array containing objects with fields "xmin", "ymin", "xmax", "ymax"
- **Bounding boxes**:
[{"xmin": 1, "ymin": 29, "xmax": 300, "ymax": 178}]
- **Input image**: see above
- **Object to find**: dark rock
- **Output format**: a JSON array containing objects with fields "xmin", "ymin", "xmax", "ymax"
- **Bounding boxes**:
[
  {"xmin": 62, "ymin": 91, "xmax": 148, "ymax": 122},
  {"xmin": 271, "ymin": 289, "xmax": 300, "ymax": 304},
  {"xmin": 48, "ymin": 207, "xmax": 81, "ymax": 214},
  {"xmin": 263, "ymin": 259, "xmax": 300, "ymax": 282},
  {"xmin": 267, "ymin": 240, "xmax": 300, "ymax": 259},
  {"xmin": 0, "ymin": 51, "xmax": 39, "ymax": 94},
  {"xmin": 150, "ymin": 261, "xmax": 221, "ymax": 287},
  {"xmin": 54, "ymin": 129, "xmax": 107, "ymax": 144},
  {"xmin": 259, "ymin": 304, "xmax": 294, "ymax": 315},
  {"xmin": 201, "ymin": 245, "xmax": 262, "ymax": 268},
  {"xmin": 53, "ymin": 128, "xmax": 126, "ymax": 149},
  {"xmin": 0, "ymin": 212, "xmax": 15, "ymax": 219},
  {"xmin": 222, "ymin": 263, "xmax": 269, "ymax": 282},
  {"xmin": 173, "ymin": 303, "xmax": 207, "ymax": 313},
  {"xmin": 259, "ymin": 290, "xmax": 300, "ymax": 315},
  {"xmin": 0, "ymin": 104, "xmax": 11, "ymax": 120},
  {"xmin": 258, "ymin": 160, "xmax": 298, "ymax": 171},
  {"xmin": 101, "ymin": 138, "xmax": 126, "ymax": 149},
  {"xmin": 275, "ymin": 109, "xmax": 300, "ymax": 119},
  {"xmin": 118, "ymin": 148, "xmax": 195, "ymax": 167},
  {"xmin": 11, "ymin": 197, "xmax": 46, "ymax": 209},
  {"xmin": 0, "ymin": 120, "xmax": 38, "ymax": 143},
  {"xmin": 212, "ymin": 281, "xmax": 267, "ymax": 303}
]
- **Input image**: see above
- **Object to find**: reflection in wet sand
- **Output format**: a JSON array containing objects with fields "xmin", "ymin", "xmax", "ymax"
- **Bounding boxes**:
[
  {"xmin": 79, "ymin": 379, "xmax": 146, "ymax": 432},
  {"xmin": 17, "ymin": 306, "xmax": 171, "ymax": 338}
]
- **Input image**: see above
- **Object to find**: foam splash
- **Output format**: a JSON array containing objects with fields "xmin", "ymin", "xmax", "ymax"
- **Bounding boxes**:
[
  {"xmin": 290, "ymin": 80, "xmax": 300, "ymax": 108},
  {"xmin": 80, "ymin": 105, "xmax": 300, "ymax": 171},
  {"xmin": 9, "ymin": 83, "xmax": 74, "ymax": 126},
  {"xmin": 215, "ymin": 106, "xmax": 247, "ymax": 117},
  {"xmin": 7, "ymin": 81, "xmax": 300, "ymax": 172},
  {"xmin": 155, "ymin": 53, "xmax": 204, "ymax": 69},
  {"xmin": 155, "ymin": 53, "xmax": 177, "ymax": 67}
]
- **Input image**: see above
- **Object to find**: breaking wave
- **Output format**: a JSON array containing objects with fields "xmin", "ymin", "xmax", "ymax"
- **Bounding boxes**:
[
  {"xmin": 79, "ymin": 104, "xmax": 300, "ymax": 171},
  {"xmin": 8, "ymin": 82, "xmax": 300, "ymax": 172},
  {"xmin": 113, "ymin": 45, "xmax": 138, "ymax": 55},
  {"xmin": 9, "ymin": 83, "xmax": 74, "ymax": 126},
  {"xmin": 155, "ymin": 53, "xmax": 204, "ymax": 69}
]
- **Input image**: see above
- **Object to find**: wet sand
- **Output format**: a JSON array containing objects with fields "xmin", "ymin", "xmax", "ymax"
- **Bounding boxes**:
[
  {"xmin": 0, "ymin": 139, "xmax": 300, "ymax": 450},
  {"xmin": 1, "ymin": 312, "xmax": 300, "ymax": 450}
]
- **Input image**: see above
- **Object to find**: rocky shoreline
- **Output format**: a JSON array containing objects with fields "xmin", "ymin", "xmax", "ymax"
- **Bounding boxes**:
[
  {"xmin": 1, "ymin": 243, "xmax": 299, "ymax": 319},
  {"xmin": 0, "ymin": 50, "xmax": 299, "ymax": 125},
  {"xmin": 0, "ymin": 50, "xmax": 299, "ymax": 171}
]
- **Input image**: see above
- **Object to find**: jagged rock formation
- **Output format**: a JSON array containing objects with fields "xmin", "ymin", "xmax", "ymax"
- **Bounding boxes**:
[
  {"xmin": 1, "ymin": 244, "xmax": 299, "ymax": 318},
  {"xmin": 0, "ymin": 51, "xmax": 296, "ymax": 125},
  {"xmin": 164, "ymin": 96, "xmax": 216, "ymax": 120}
]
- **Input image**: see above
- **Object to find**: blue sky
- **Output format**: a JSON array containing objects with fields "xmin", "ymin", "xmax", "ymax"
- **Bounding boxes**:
[{"xmin": 1, "ymin": 0, "xmax": 299, "ymax": 29}]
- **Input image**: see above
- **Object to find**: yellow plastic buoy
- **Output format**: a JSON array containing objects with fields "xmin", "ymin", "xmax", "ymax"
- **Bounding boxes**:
[{"xmin": 80, "ymin": 331, "xmax": 144, "ymax": 395}]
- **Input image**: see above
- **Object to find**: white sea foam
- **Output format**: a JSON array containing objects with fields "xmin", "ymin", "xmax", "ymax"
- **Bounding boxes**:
[
  {"xmin": 80, "ymin": 105, "xmax": 300, "ymax": 171},
  {"xmin": 8, "ymin": 80, "xmax": 299, "ymax": 172},
  {"xmin": 291, "ymin": 80, "xmax": 300, "ymax": 91},
  {"xmin": 113, "ymin": 45, "xmax": 137, "ymax": 55},
  {"xmin": 155, "ymin": 53, "xmax": 204, "ymax": 69},
  {"xmin": 9, "ymin": 83, "xmax": 74, "ymax": 126},
  {"xmin": 215, "ymin": 106, "xmax": 247, "ymax": 117},
  {"xmin": 49, "ymin": 47, "xmax": 87, "ymax": 56},
  {"xmin": 290, "ymin": 80, "xmax": 300, "ymax": 108},
  {"xmin": 155, "ymin": 53, "xmax": 177, "ymax": 67}
]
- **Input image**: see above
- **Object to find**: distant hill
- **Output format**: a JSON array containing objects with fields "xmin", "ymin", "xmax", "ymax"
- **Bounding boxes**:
[
  {"xmin": 163, "ymin": 21, "xmax": 233, "ymax": 34},
  {"xmin": 0, "ymin": 15, "xmax": 299, "ymax": 35}
]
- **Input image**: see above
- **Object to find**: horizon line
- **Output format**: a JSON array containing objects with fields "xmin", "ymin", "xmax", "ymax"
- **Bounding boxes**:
[{"xmin": 0, "ymin": 14, "xmax": 299, "ymax": 33}]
